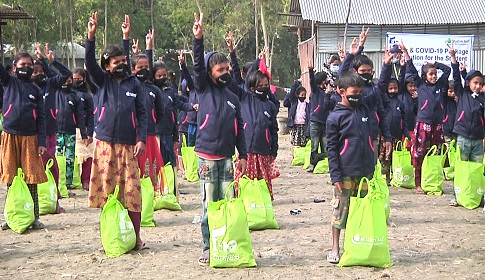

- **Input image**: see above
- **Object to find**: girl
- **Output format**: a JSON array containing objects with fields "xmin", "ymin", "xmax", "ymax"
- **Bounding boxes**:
[
  {"xmin": 72, "ymin": 67, "xmax": 95, "ymax": 191},
  {"xmin": 284, "ymin": 79, "xmax": 309, "ymax": 147},
  {"xmin": 322, "ymin": 54, "xmax": 341, "ymax": 90},
  {"xmin": 192, "ymin": 13, "xmax": 247, "ymax": 266},
  {"xmin": 404, "ymin": 42, "xmax": 451, "ymax": 194},
  {"xmin": 85, "ymin": 12, "xmax": 148, "ymax": 250},
  {"xmin": 443, "ymin": 81, "xmax": 458, "ymax": 144},
  {"xmin": 399, "ymin": 74, "xmax": 418, "ymax": 151},
  {"xmin": 0, "ymin": 52, "xmax": 47, "ymax": 230}
]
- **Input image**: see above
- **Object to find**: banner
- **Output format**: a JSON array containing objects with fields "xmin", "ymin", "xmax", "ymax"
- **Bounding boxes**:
[{"xmin": 386, "ymin": 33, "xmax": 474, "ymax": 76}]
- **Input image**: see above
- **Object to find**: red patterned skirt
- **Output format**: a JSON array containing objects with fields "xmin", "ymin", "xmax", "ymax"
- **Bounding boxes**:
[{"xmin": 235, "ymin": 153, "xmax": 280, "ymax": 201}]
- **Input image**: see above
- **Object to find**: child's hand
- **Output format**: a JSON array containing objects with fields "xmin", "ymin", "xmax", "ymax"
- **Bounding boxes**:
[
  {"xmin": 449, "ymin": 41, "xmax": 457, "ymax": 64},
  {"xmin": 238, "ymin": 158, "xmax": 247, "ymax": 175},
  {"xmin": 35, "ymin": 43, "xmax": 43, "ymax": 59},
  {"xmin": 398, "ymin": 39, "xmax": 407, "ymax": 53},
  {"xmin": 326, "ymin": 83, "xmax": 333, "ymax": 94},
  {"xmin": 87, "ymin": 12, "xmax": 98, "ymax": 40},
  {"xmin": 225, "ymin": 31, "xmax": 234, "ymax": 52},
  {"xmin": 83, "ymin": 138, "xmax": 90, "ymax": 147},
  {"xmin": 400, "ymin": 56, "xmax": 406, "ymax": 66},
  {"xmin": 122, "ymin": 14, "xmax": 130, "ymax": 40},
  {"xmin": 333, "ymin": 182, "xmax": 342, "ymax": 194},
  {"xmin": 146, "ymin": 29, "xmax": 154, "ymax": 50},
  {"xmin": 193, "ymin": 12, "xmax": 204, "ymax": 39},
  {"xmin": 459, "ymin": 61, "xmax": 467, "ymax": 71},
  {"xmin": 259, "ymin": 46, "xmax": 269, "ymax": 60},
  {"xmin": 132, "ymin": 39, "xmax": 140, "ymax": 55},
  {"xmin": 338, "ymin": 42, "xmax": 346, "ymax": 61},
  {"xmin": 45, "ymin": 43, "xmax": 55, "ymax": 63},
  {"xmin": 134, "ymin": 141, "xmax": 146, "ymax": 157},
  {"xmin": 87, "ymin": 136, "xmax": 93, "ymax": 145},
  {"xmin": 307, "ymin": 58, "xmax": 314, "ymax": 70},
  {"xmin": 385, "ymin": 141, "xmax": 392, "ymax": 158},
  {"xmin": 358, "ymin": 26, "xmax": 370, "ymax": 47},
  {"xmin": 158, "ymin": 56, "xmax": 164, "ymax": 62},
  {"xmin": 411, "ymin": 90, "xmax": 418, "ymax": 98},
  {"xmin": 38, "ymin": 146, "xmax": 47, "ymax": 156},
  {"xmin": 193, "ymin": 104, "xmax": 199, "ymax": 111},
  {"xmin": 383, "ymin": 44, "xmax": 391, "ymax": 64},
  {"xmin": 349, "ymin": 38, "xmax": 359, "ymax": 56}
]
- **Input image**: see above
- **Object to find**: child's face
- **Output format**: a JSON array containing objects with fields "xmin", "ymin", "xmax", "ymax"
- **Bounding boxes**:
[
  {"xmin": 340, "ymin": 86, "xmax": 363, "ymax": 107},
  {"xmin": 298, "ymin": 91, "xmax": 306, "ymax": 98},
  {"xmin": 425, "ymin": 68, "xmax": 438, "ymax": 84},
  {"xmin": 154, "ymin": 68, "xmax": 168, "ymax": 79},
  {"xmin": 447, "ymin": 87, "xmax": 455, "ymax": 97},
  {"xmin": 467, "ymin": 76, "xmax": 484, "ymax": 93},
  {"xmin": 73, "ymin": 72, "xmax": 84, "ymax": 83},
  {"xmin": 133, "ymin": 58, "xmax": 149, "ymax": 74},
  {"xmin": 64, "ymin": 77, "xmax": 73, "ymax": 86},
  {"xmin": 105, "ymin": 55, "xmax": 127, "ymax": 72},
  {"xmin": 330, "ymin": 60, "xmax": 340, "ymax": 67},
  {"xmin": 32, "ymin": 65, "xmax": 44, "ymax": 77},
  {"xmin": 406, "ymin": 81, "xmax": 416, "ymax": 93},
  {"xmin": 14, "ymin": 57, "xmax": 33, "ymax": 71},
  {"xmin": 387, "ymin": 82, "xmax": 398, "ymax": 95},
  {"xmin": 356, "ymin": 64, "xmax": 373, "ymax": 75},
  {"xmin": 209, "ymin": 62, "xmax": 229, "ymax": 84},
  {"xmin": 255, "ymin": 77, "xmax": 269, "ymax": 89}
]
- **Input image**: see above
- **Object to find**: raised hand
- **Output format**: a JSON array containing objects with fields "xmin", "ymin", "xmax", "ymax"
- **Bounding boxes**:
[
  {"xmin": 399, "ymin": 55, "xmax": 406, "ymax": 66},
  {"xmin": 259, "ymin": 46, "xmax": 269, "ymax": 60},
  {"xmin": 87, "ymin": 12, "xmax": 98, "ymax": 40},
  {"xmin": 35, "ymin": 43, "xmax": 43, "ymax": 59},
  {"xmin": 460, "ymin": 61, "xmax": 467, "ymax": 71},
  {"xmin": 45, "ymin": 43, "xmax": 55, "ymax": 63},
  {"xmin": 122, "ymin": 14, "xmax": 130, "ymax": 40},
  {"xmin": 349, "ymin": 38, "xmax": 359, "ymax": 56},
  {"xmin": 193, "ymin": 12, "xmax": 204, "ymax": 39},
  {"xmin": 449, "ymin": 41, "xmax": 456, "ymax": 64},
  {"xmin": 146, "ymin": 29, "xmax": 154, "ymax": 50},
  {"xmin": 384, "ymin": 44, "xmax": 391, "ymax": 64},
  {"xmin": 307, "ymin": 57, "xmax": 314, "ymax": 70},
  {"xmin": 178, "ymin": 50, "xmax": 185, "ymax": 66},
  {"xmin": 132, "ymin": 39, "xmax": 140, "ymax": 55},
  {"xmin": 225, "ymin": 31, "xmax": 234, "ymax": 52},
  {"xmin": 359, "ymin": 26, "xmax": 370, "ymax": 47},
  {"xmin": 337, "ymin": 42, "xmax": 346, "ymax": 61}
]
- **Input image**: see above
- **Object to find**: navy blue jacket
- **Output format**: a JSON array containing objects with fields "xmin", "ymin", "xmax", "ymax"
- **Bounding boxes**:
[
  {"xmin": 155, "ymin": 86, "xmax": 193, "ymax": 141},
  {"xmin": 56, "ymin": 89, "xmax": 87, "ymax": 138},
  {"xmin": 39, "ymin": 58, "xmax": 72, "ymax": 136},
  {"xmin": 229, "ymin": 82, "xmax": 278, "ymax": 157},
  {"xmin": 308, "ymin": 68, "xmax": 331, "ymax": 125},
  {"xmin": 407, "ymin": 59, "xmax": 451, "ymax": 125},
  {"xmin": 386, "ymin": 94, "xmax": 410, "ymax": 139},
  {"xmin": 180, "ymin": 63, "xmax": 198, "ymax": 125},
  {"xmin": 327, "ymin": 102, "xmax": 375, "ymax": 184},
  {"xmin": 399, "ymin": 91, "xmax": 418, "ymax": 132},
  {"xmin": 193, "ymin": 37, "xmax": 247, "ymax": 159},
  {"xmin": 242, "ymin": 57, "xmax": 280, "ymax": 113},
  {"xmin": 451, "ymin": 63, "xmax": 485, "ymax": 139},
  {"xmin": 443, "ymin": 95, "xmax": 457, "ymax": 136},
  {"xmin": 0, "ymin": 63, "xmax": 46, "ymax": 146},
  {"xmin": 142, "ymin": 80, "xmax": 165, "ymax": 136},
  {"xmin": 76, "ymin": 90, "xmax": 95, "ymax": 137},
  {"xmin": 178, "ymin": 94, "xmax": 189, "ymax": 133},
  {"xmin": 283, "ymin": 80, "xmax": 310, "ymax": 135},
  {"xmin": 85, "ymin": 37, "xmax": 147, "ymax": 145}
]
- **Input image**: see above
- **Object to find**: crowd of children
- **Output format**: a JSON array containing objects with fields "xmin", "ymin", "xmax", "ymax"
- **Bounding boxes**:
[{"xmin": 1, "ymin": 11, "xmax": 484, "ymax": 268}]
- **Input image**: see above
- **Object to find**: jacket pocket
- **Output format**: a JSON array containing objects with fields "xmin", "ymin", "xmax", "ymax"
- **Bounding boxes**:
[
  {"xmin": 3, "ymin": 104, "xmax": 12, "ymax": 117},
  {"xmin": 457, "ymin": 110, "xmax": 465, "ymax": 122},
  {"xmin": 72, "ymin": 113, "xmax": 77, "ymax": 124},
  {"xmin": 152, "ymin": 109, "xmax": 156, "ymax": 123},
  {"xmin": 131, "ymin": 112, "xmax": 136, "ymax": 129},
  {"xmin": 265, "ymin": 128, "xmax": 270, "ymax": 143},
  {"xmin": 375, "ymin": 111, "xmax": 380, "ymax": 124},
  {"xmin": 420, "ymin": 100, "xmax": 429, "ymax": 110},
  {"xmin": 93, "ymin": 107, "xmax": 98, "ymax": 115},
  {"xmin": 50, "ymin": 109, "xmax": 57, "ymax": 120},
  {"xmin": 368, "ymin": 136, "xmax": 375, "ymax": 152},
  {"xmin": 199, "ymin": 114, "xmax": 209, "ymax": 130},
  {"xmin": 234, "ymin": 119, "xmax": 238, "ymax": 137},
  {"xmin": 313, "ymin": 104, "xmax": 320, "ymax": 113},
  {"xmin": 181, "ymin": 115, "xmax": 188, "ymax": 125},
  {"xmin": 98, "ymin": 107, "xmax": 106, "ymax": 122},
  {"xmin": 243, "ymin": 122, "xmax": 248, "ymax": 130},
  {"xmin": 33, "ymin": 109, "xmax": 37, "ymax": 121},
  {"xmin": 339, "ymin": 139, "xmax": 349, "ymax": 156}
]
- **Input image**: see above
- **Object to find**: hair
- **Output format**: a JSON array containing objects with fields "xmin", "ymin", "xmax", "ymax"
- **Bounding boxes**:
[
  {"xmin": 153, "ymin": 61, "xmax": 168, "ymax": 74},
  {"xmin": 315, "ymin": 72, "xmax": 328, "ymax": 86},
  {"xmin": 72, "ymin": 67, "xmax": 92, "ymax": 94},
  {"xmin": 100, "ymin": 45, "xmax": 125, "ymax": 69},
  {"xmin": 208, "ymin": 52, "xmax": 228, "ymax": 72},
  {"xmin": 131, "ymin": 54, "xmax": 148, "ymax": 69},
  {"xmin": 388, "ymin": 78, "xmax": 399, "ymax": 86},
  {"xmin": 247, "ymin": 70, "xmax": 270, "ymax": 90},
  {"xmin": 13, "ymin": 52, "xmax": 34, "ymax": 66},
  {"xmin": 447, "ymin": 81, "xmax": 455, "ymax": 90},
  {"xmin": 337, "ymin": 72, "xmax": 365, "ymax": 89},
  {"xmin": 328, "ymin": 54, "xmax": 340, "ymax": 64},
  {"xmin": 242, "ymin": 62, "xmax": 253, "ymax": 74},
  {"xmin": 295, "ymin": 86, "xmax": 306, "ymax": 96},
  {"xmin": 353, "ymin": 55, "xmax": 373, "ymax": 71},
  {"xmin": 467, "ymin": 70, "xmax": 483, "ymax": 82},
  {"xmin": 421, "ymin": 63, "xmax": 436, "ymax": 79}
]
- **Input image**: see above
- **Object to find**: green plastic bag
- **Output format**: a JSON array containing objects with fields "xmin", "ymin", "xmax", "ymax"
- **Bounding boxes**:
[
  {"xmin": 292, "ymin": 141, "xmax": 310, "ymax": 166},
  {"xmin": 208, "ymin": 182, "xmax": 257, "ymax": 268},
  {"xmin": 372, "ymin": 161, "xmax": 390, "ymax": 222},
  {"xmin": 100, "ymin": 185, "xmax": 137, "ymax": 258},
  {"xmin": 238, "ymin": 176, "xmax": 279, "ymax": 230},
  {"xmin": 443, "ymin": 140, "xmax": 457, "ymax": 181},
  {"xmin": 140, "ymin": 176, "xmax": 155, "ymax": 227},
  {"xmin": 4, "ymin": 168, "xmax": 35, "ymax": 234},
  {"xmin": 181, "ymin": 146, "xmax": 199, "ymax": 182},
  {"xmin": 153, "ymin": 163, "xmax": 182, "ymax": 211},
  {"xmin": 38, "ymin": 159, "xmax": 58, "ymax": 215},
  {"xmin": 421, "ymin": 145, "xmax": 446, "ymax": 195},
  {"xmin": 454, "ymin": 146, "xmax": 485, "ymax": 209},
  {"xmin": 313, "ymin": 158, "xmax": 329, "ymax": 174},
  {"xmin": 338, "ymin": 177, "xmax": 392, "ymax": 268},
  {"xmin": 390, "ymin": 141, "xmax": 415, "ymax": 189},
  {"xmin": 56, "ymin": 155, "xmax": 82, "ymax": 193}
]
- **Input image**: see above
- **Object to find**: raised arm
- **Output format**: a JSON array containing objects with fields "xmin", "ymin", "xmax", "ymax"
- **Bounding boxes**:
[
  {"xmin": 85, "ymin": 12, "xmax": 105, "ymax": 87},
  {"xmin": 146, "ymin": 30, "xmax": 154, "ymax": 72},
  {"xmin": 398, "ymin": 57, "xmax": 407, "ymax": 93},
  {"xmin": 46, "ymin": 47, "xmax": 72, "ymax": 88},
  {"xmin": 85, "ymin": 94, "xmax": 95, "ymax": 137},
  {"xmin": 338, "ymin": 38, "xmax": 359, "ymax": 77},
  {"xmin": 178, "ymin": 51, "xmax": 194, "ymax": 91},
  {"xmin": 460, "ymin": 62, "xmax": 467, "ymax": 81},
  {"xmin": 192, "ymin": 13, "xmax": 207, "ymax": 93},
  {"xmin": 449, "ymin": 45, "xmax": 463, "ymax": 95},
  {"xmin": 435, "ymin": 60, "xmax": 451, "ymax": 87},
  {"xmin": 226, "ymin": 34, "xmax": 244, "ymax": 86},
  {"xmin": 284, "ymin": 80, "xmax": 300, "ymax": 107},
  {"xmin": 269, "ymin": 104, "xmax": 278, "ymax": 158},
  {"xmin": 121, "ymin": 14, "xmax": 131, "ymax": 75}
]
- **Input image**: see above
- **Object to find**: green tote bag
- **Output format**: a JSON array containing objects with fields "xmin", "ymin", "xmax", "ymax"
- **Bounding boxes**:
[
  {"xmin": 454, "ymin": 146, "xmax": 485, "ymax": 209},
  {"xmin": 390, "ymin": 140, "xmax": 415, "ymax": 189},
  {"xmin": 421, "ymin": 145, "xmax": 446, "ymax": 195},
  {"xmin": 38, "ymin": 159, "xmax": 58, "ymax": 215},
  {"xmin": 4, "ymin": 168, "xmax": 35, "ymax": 234}
]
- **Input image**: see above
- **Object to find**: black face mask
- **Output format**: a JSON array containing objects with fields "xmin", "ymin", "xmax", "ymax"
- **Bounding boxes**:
[
  {"xmin": 16, "ymin": 66, "xmax": 34, "ymax": 80},
  {"xmin": 111, "ymin": 63, "xmax": 129, "ymax": 79},
  {"xmin": 61, "ymin": 83, "xmax": 73, "ymax": 92},
  {"xmin": 254, "ymin": 86, "xmax": 270, "ymax": 101},
  {"xmin": 73, "ymin": 80, "xmax": 86, "ymax": 90},
  {"xmin": 215, "ymin": 73, "xmax": 232, "ymax": 87},
  {"xmin": 359, "ymin": 73, "xmax": 373, "ymax": 84},
  {"xmin": 298, "ymin": 96, "xmax": 306, "ymax": 102},
  {"xmin": 154, "ymin": 77, "xmax": 169, "ymax": 88},
  {"xmin": 32, "ymin": 74, "xmax": 46, "ymax": 86},
  {"xmin": 389, "ymin": 92, "xmax": 398, "ymax": 98},
  {"xmin": 136, "ymin": 68, "xmax": 151, "ymax": 83},
  {"xmin": 347, "ymin": 94, "xmax": 363, "ymax": 109}
]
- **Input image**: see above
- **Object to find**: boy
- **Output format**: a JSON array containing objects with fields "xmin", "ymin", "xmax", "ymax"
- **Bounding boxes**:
[{"xmin": 326, "ymin": 39, "xmax": 391, "ymax": 264}]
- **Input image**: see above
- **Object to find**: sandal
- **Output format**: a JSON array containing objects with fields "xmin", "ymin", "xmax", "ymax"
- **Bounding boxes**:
[
  {"xmin": 31, "ymin": 220, "xmax": 45, "ymax": 229},
  {"xmin": 449, "ymin": 200, "xmax": 458, "ymax": 207},
  {"xmin": 1, "ymin": 222, "xmax": 10, "ymax": 230},
  {"xmin": 327, "ymin": 252, "xmax": 340, "ymax": 264},
  {"xmin": 56, "ymin": 202, "xmax": 66, "ymax": 214},
  {"xmin": 198, "ymin": 251, "xmax": 210, "ymax": 266}
]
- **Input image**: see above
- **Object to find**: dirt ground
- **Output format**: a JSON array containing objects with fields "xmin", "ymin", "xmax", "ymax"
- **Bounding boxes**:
[{"xmin": 1, "ymin": 108, "xmax": 485, "ymax": 280}]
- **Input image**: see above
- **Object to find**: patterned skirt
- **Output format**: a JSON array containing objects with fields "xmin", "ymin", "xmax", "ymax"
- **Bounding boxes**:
[
  {"xmin": 411, "ymin": 122, "xmax": 444, "ymax": 168},
  {"xmin": 235, "ymin": 153, "xmax": 280, "ymax": 201},
  {"xmin": 88, "ymin": 140, "xmax": 142, "ymax": 212},
  {"xmin": 290, "ymin": 124, "xmax": 307, "ymax": 147}
]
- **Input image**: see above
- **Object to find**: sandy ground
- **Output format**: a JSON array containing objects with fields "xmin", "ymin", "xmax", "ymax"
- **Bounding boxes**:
[{"xmin": 1, "ymin": 108, "xmax": 485, "ymax": 280}]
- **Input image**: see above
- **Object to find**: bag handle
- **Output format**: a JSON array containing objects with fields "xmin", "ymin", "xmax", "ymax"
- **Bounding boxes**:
[
  {"xmin": 181, "ymin": 134, "xmax": 187, "ymax": 148},
  {"xmin": 113, "ymin": 185, "xmax": 120, "ymax": 197},
  {"xmin": 17, "ymin": 168, "xmax": 24, "ymax": 179},
  {"xmin": 395, "ymin": 141, "xmax": 403, "ymax": 151},
  {"xmin": 46, "ymin": 158, "xmax": 54, "ymax": 170},
  {"xmin": 440, "ymin": 143, "xmax": 447, "ymax": 156},
  {"xmin": 357, "ymin": 177, "xmax": 371, "ymax": 198},
  {"xmin": 425, "ymin": 145, "xmax": 438, "ymax": 157},
  {"xmin": 224, "ymin": 181, "xmax": 237, "ymax": 200}
]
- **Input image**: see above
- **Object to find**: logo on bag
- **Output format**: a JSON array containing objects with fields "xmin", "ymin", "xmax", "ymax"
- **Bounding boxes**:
[
  {"xmin": 351, "ymin": 234, "xmax": 384, "ymax": 246},
  {"xmin": 455, "ymin": 186, "xmax": 461, "ymax": 194},
  {"xmin": 119, "ymin": 211, "xmax": 135, "ymax": 243},
  {"xmin": 24, "ymin": 202, "xmax": 33, "ymax": 211},
  {"xmin": 50, "ymin": 184, "xmax": 57, "ymax": 202},
  {"xmin": 210, "ymin": 225, "xmax": 241, "ymax": 262},
  {"xmin": 478, "ymin": 188, "xmax": 484, "ymax": 195},
  {"xmin": 249, "ymin": 203, "xmax": 272, "ymax": 210}
]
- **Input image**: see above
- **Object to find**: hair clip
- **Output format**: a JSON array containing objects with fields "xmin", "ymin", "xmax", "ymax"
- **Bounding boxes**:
[{"xmin": 103, "ymin": 53, "xmax": 110, "ymax": 60}]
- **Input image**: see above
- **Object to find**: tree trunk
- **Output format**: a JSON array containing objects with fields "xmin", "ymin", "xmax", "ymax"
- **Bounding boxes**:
[
  {"xmin": 70, "ymin": 0, "xmax": 75, "ymax": 68},
  {"xmin": 269, "ymin": 32, "xmax": 276, "ymax": 74},
  {"xmin": 343, "ymin": 0, "xmax": 352, "ymax": 51},
  {"xmin": 104, "ymin": 0, "xmax": 108, "ymax": 47},
  {"xmin": 260, "ymin": 1, "xmax": 269, "ymax": 66},
  {"xmin": 254, "ymin": 0, "xmax": 259, "ymax": 57}
]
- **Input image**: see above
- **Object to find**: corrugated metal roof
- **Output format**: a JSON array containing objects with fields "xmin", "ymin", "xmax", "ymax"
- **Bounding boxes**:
[{"xmin": 299, "ymin": 0, "xmax": 485, "ymax": 25}]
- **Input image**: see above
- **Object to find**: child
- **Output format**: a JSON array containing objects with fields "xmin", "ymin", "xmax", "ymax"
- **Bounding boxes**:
[
  {"xmin": 192, "ymin": 13, "xmax": 247, "ymax": 266},
  {"xmin": 72, "ymin": 67, "xmax": 95, "ymax": 191},
  {"xmin": 322, "ymin": 54, "xmax": 341, "ymax": 90},
  {"xmin": 443, "ymin": 81, "xmax": 458, "ymax": 143},
  {"xmin": 399, "ymin": 74, "xmax": 418, "ymax": 150},
  {"xmin": 178, "ymin": 51, "xmax": 198, "ymax": 147},
  {"xmin": 231, "ymin": 51, "xmax": 279, "ymax": 200},
  {"xmin": 284, "ymin": 80, "xmax": 310, "ymax": 147},
  {"xmin": 0, "ymin": 51, "xmax": 47, "ymax": 230},
  {"xmin": 448, "ymin": 46, "xmax": 484, "ymax": 206},
  {"xmin": 85, "ymin": 12, "xmax": 148, "ymax": 250},
  {"xmin": 327, "ymin": 40, "xmax": 391, "ymax": 264},
  {"xmin": 56, "ymin": 77, "xmax": 89, "ymax": 190},
  {"xmin": 405, "ymin": 42, "xmax": 451, "ymax": 194},
  {"xmin": 389, "ymin": 44, "xmax": 403, "ymax": 79}
]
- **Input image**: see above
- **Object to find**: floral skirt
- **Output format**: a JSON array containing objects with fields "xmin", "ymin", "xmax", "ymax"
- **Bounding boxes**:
[
  {"xmin": 411, "ymin": 122, "xmax": 444, "ymax": 168},
  {"xmin": 235, "ymin": 153, "xmax": 280, "ymax": 200}
]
